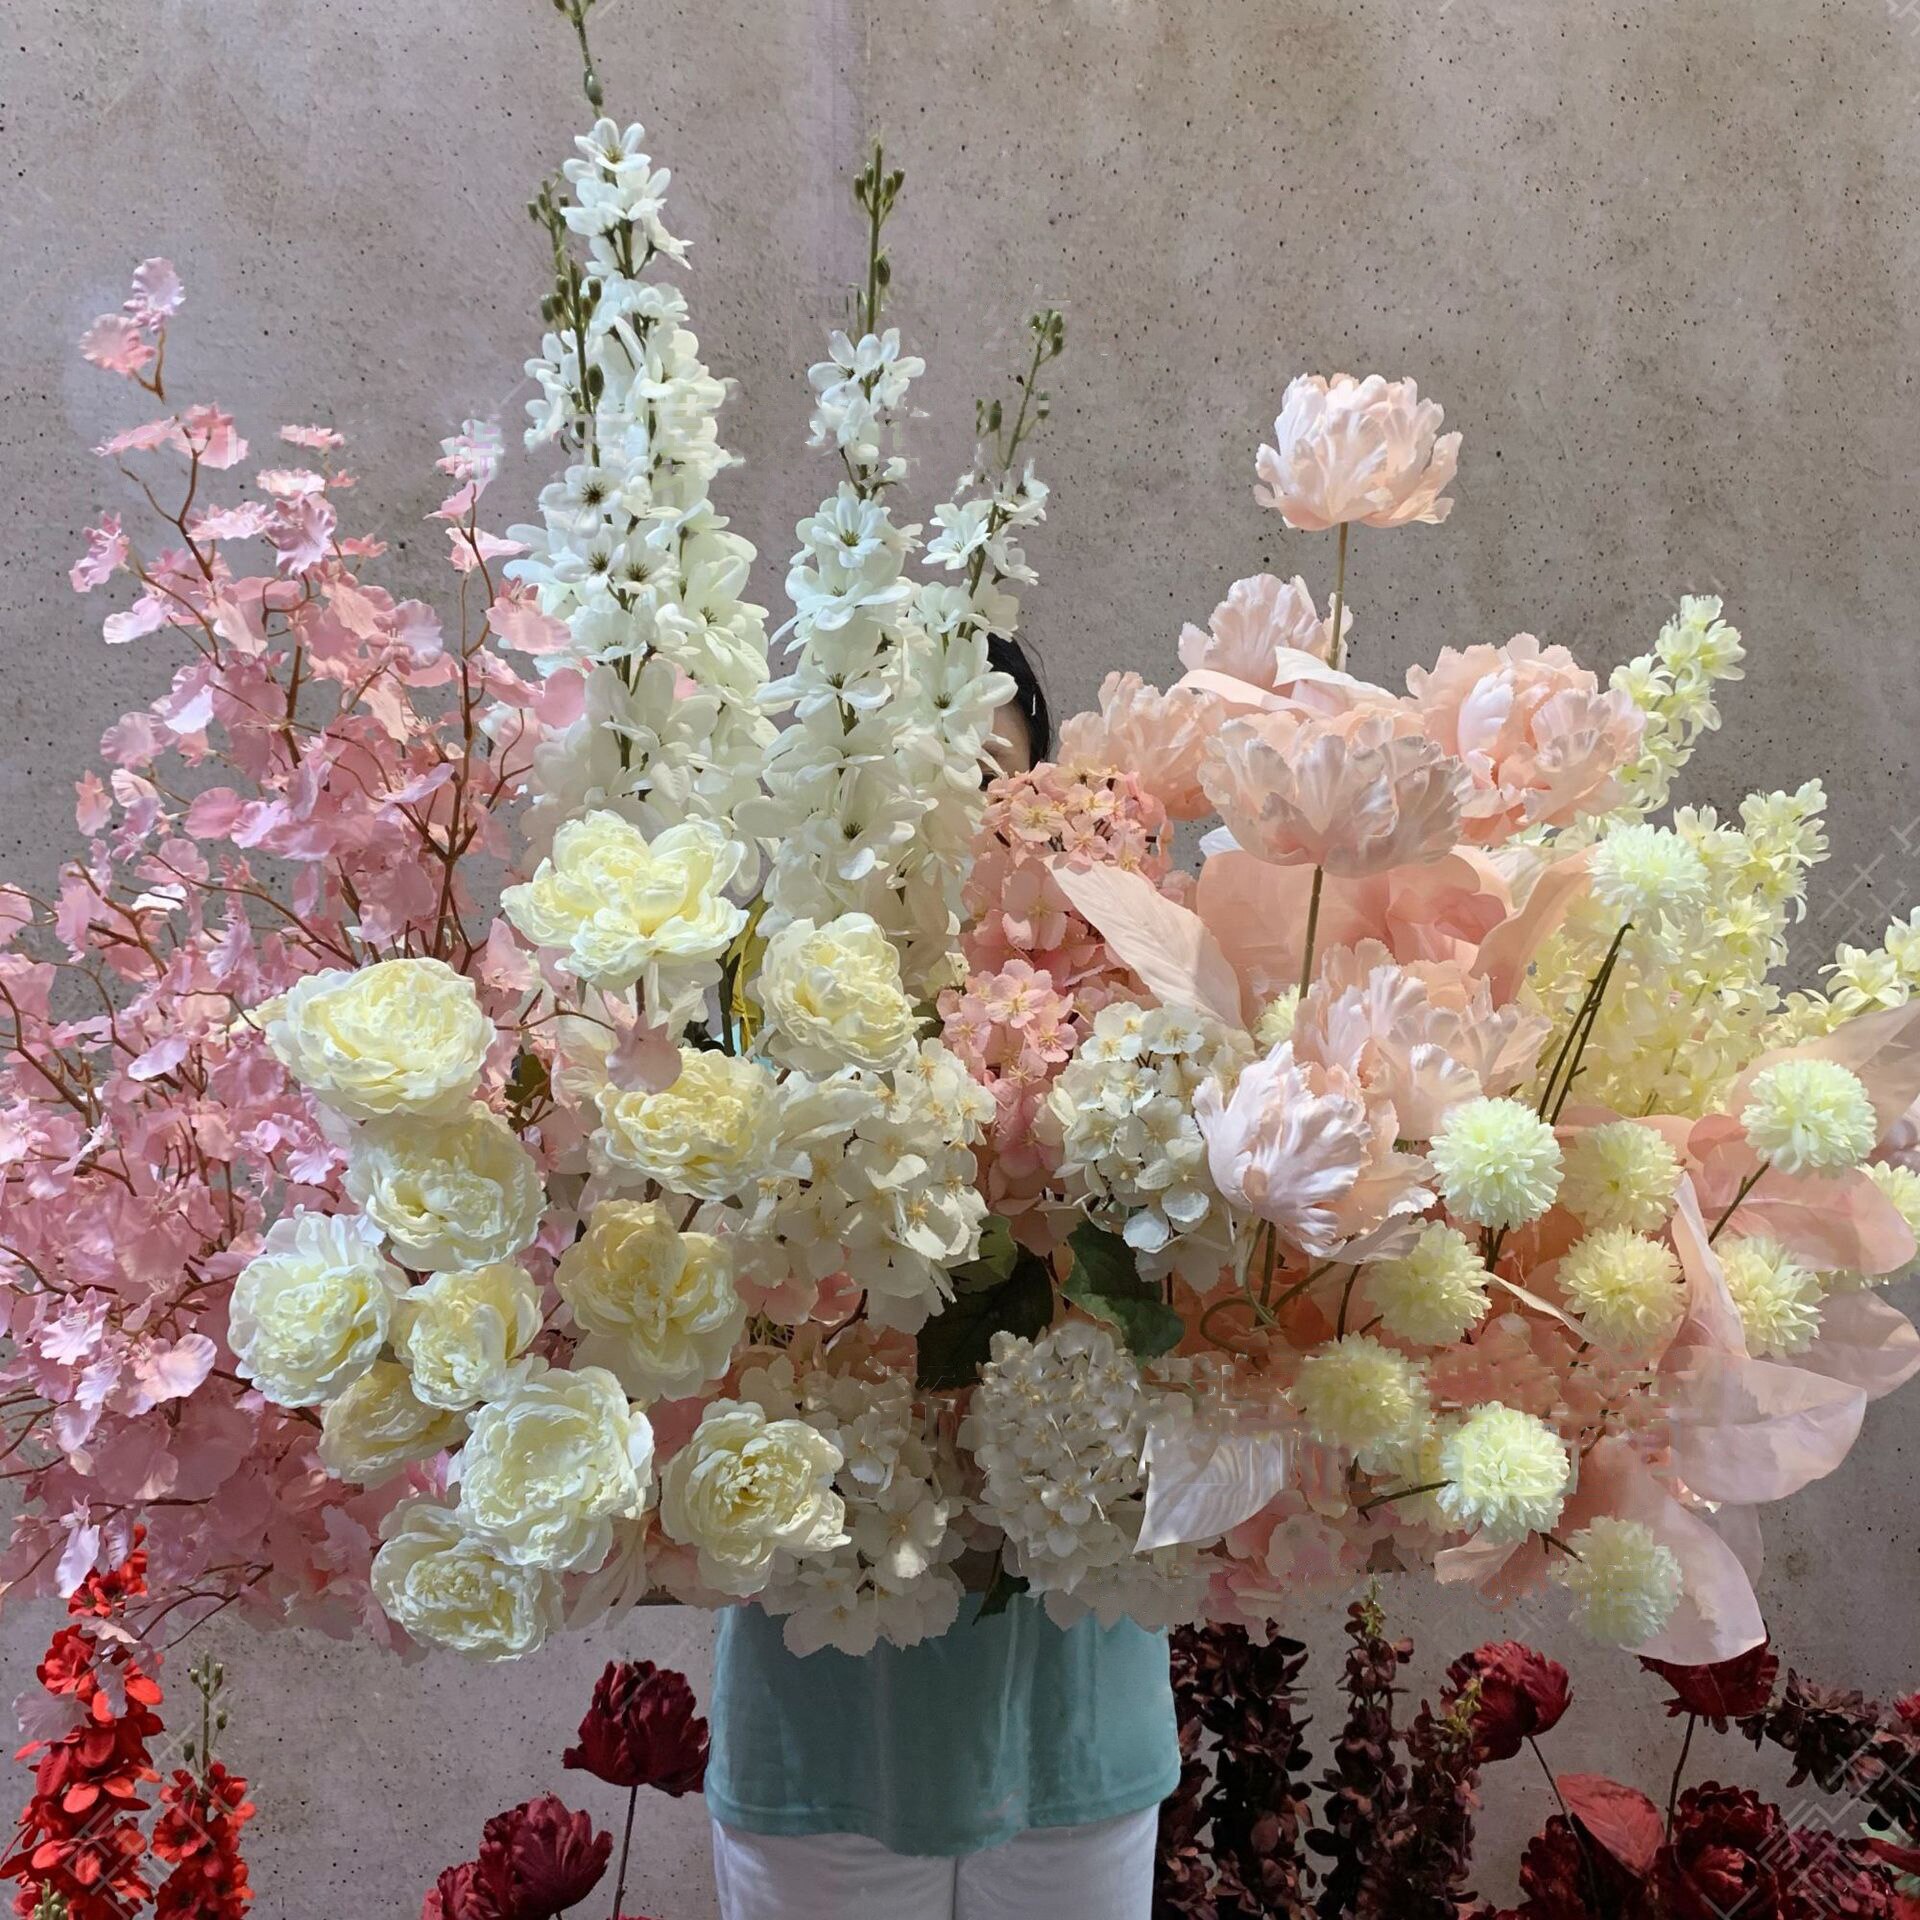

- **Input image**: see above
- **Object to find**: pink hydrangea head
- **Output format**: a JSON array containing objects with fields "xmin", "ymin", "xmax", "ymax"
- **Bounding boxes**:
[
  {"xmin": 1254, "ymin": 373, "xmax": 1461, "ymax": 532},
  {"xmin": 1408, "ymin": 634, "xmax": 1646, "ymax": 841},
  {"xmin": 1199, "ymin": 707, "xmax": 1471, "ymax": 876}
]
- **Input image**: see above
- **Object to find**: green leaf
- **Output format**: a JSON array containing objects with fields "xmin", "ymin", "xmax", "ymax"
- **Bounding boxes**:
[
  {"xmin": 974, "ymin": 1553, "xmax": 1029, "ymax": 1621},
  {"xmin": 1061, "ymin": 1221, "xmax": 1184, "ymax": 1359},
  {"xmin": 952, "ymin": 1214, "xmax": 1016, "ymax": 1288},
  {"xmin": 916, "ymin": 1249, "xmax": 1054, "ymax": 1391}
]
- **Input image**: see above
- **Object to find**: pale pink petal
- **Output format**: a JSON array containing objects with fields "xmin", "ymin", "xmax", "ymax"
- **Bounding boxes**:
[
  {"xmin": 1050, "ymin": 860, "xmax": 1246, "ymax": 1028},
  {"xmin": 1671, "ymin": 1178, "xmax": 1749, "ymax": 1353},
  {"xmin": 488, "ymin": 584, "xmax": 574, "ymax": 656},
  {"xmin": 1471, "ymin": 848, "xmax": 1592, "ymax": 1005},
  {"xmin": 1791, "ymin": 1290, "xmax": 1920, "ymax": 1401},
  {"xmin": 1664, "ymin": 1345, "xmax": 1865, "ymax": 1502}
]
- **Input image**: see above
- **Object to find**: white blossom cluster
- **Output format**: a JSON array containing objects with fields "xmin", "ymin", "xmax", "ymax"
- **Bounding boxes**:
[
  {"xmin": 739, "ymin": 319, "xmax": 1023, "ymax": 992},
  {"xmin": 742, "ymin": 1355, "xmax": 967, "ymax": 1656},
  {"xmin": 1041, "ymin": 1003, "xmax": 1253, "ymax": 1281},
  {"xmin": 505, "ymin": 118, "xmax": 773, "ymax": 853},
  {"xmin": 961, "ymin": 1323, "xmax": 1210, "ymax": 1630}
]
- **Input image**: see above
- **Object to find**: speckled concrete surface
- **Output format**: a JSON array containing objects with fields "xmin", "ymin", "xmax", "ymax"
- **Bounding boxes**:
[{"xmin": 2, "ymin": 1, "xmax": 1919, "ymax": 1913}]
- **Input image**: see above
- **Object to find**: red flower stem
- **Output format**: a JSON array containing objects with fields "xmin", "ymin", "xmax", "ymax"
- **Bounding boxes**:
[
  {"xmin": 608, "ymin": 1782, "xmax": 638, "ymax": 1920},
  {"xmin": 1667, "ymin": 1712, "xmax": 1696, "ymax": 1828}
]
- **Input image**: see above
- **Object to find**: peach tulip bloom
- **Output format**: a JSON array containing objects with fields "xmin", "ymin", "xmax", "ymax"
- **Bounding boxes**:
[
  {"xmin": 1254, "ymin": 373, "xmax": 1461, "ymax": 532},
  {"xmin": 1057, "ymin": 671, "xmax": 1220, "ymax": 820},
  {"xmin": 1199, "ymin": 707, "xmax": 1470, "ymax": 877},
  {"xmin": 1408, "ymin": 634, "xmax": 1646, "ymax": 841},
  {"xmin": 1176, "ymin": 573, "xmax": 1350, "ymax": 689}
]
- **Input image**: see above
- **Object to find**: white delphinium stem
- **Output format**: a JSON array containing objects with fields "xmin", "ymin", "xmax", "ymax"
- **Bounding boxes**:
[{"xmin": 505, "ymin": 118, "xmax": 772, "ymax": 857}]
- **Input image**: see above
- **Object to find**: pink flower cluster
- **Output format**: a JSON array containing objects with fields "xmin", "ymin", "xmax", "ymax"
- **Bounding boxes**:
[
  {"xmin": 0, "ymin": 264, "xmax": 577, "ymax": 1636},
  {"xmin": 940, "ymin": 764, "xmax": 1176, "ymax": 1229}
]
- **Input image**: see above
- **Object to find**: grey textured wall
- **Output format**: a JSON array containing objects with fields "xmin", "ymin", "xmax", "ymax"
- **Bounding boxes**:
[{"xmin": 4, "ymin": 0, "xmax": 1920, "ymax": 1912}]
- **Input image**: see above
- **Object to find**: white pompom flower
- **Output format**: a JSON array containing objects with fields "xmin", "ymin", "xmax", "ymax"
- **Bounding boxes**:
[
  {"xmin": 1719, "ymin": 1234, "xmax": 1824, "ymax": 1356},
  {"xmin": 1557, "ymin": 1228, "xmax": 1685, "ymax": 1353},
  {"xmin": 1741, "ymin": 1058, "xmax": 1877, "ymax": 1176},
  {"xmin": 1559, "ymin": 1121, "xmax": 1683, "ymax": 1233},
  {"xmin": 1552, "ymin": 1515, "xmax": 1683, "ymax": 1646},
  {"xmin": 1291, "ymin": 1334, "xmax": 1431, "ymax": 1469},
  {"xmin": 1436, "ymin": 1402, "xmax": 1570, "ymax": 1542},
  {"xmin": 1365, "ymin": 1224, "xmax": 1491, "ymax": 1345},
  {"xmin": 1429, "ymin": 1098, "xmax": 1563, "ymax": 1230}
]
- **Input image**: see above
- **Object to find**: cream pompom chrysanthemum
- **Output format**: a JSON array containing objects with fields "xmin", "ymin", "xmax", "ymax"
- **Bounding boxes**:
[
  {"xmin": 1429, "ymin": 1098, "xmax": 1563, "ymax": 1230},
  {"xmin": 1741, "ymin": 1058, "xmax": 1877, "ymax": 1176},
  {"xmin": 1719, "ymin": 1234, "xmax": 1823, "ymax": 1356},
  {"xmin": 1826, "ymin": 1161, "xmax": 1920, "ymax": 1290},
  {"xmin": 1366, "ymin": 1224, "xmax": 1490, "ymax": 1346},
  {"xmin": 1557, "ymin": 1228, "xmax": 1684, "ymax": 1353},
  {"xmin": 1290, "ymin": 1334, "xmax": 1429, "ymax": 1470},
  {"xmin": 1559, "ymin": 1121, "xmax": 1683, "ymax": 1233},
  {"xmin": 1436, "ymin": 1402, "xmax": 1570, "ymax": 1542},
  {"xmin": 1589, "ymin": 822, "xmax": 1708, "ymax": 924},
  {"xmin": 1255, "ymin": 989, "xmax": 1300, "ymax": 1048},
  {"xmin": 1552, "ymin": 1516, "xmax": 1683, "ymax": 1646}
]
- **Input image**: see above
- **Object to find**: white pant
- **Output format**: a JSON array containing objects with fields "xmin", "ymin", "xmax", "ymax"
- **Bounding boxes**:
[{"xmin": 711, "ymin": 1807, "xmax": 1160, "ymax": 1920}]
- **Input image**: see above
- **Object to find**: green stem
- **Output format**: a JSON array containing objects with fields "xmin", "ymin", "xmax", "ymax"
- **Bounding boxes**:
[
  {"xmin": 564, "ymin": 0, "xmax": 603, "ymax": 109},
  {"xmin": 1666, "ymin": 1713, "xmax": 1696, "ymax": 1829},
  {"xmin": 1299, "ymin": 865, "xmax": 1326, "ymax": 995},
  {"xmin": 1329, "ymin": 521, "xmax": 1349, "ymax": 669},
  {"xmin": 1536, "ymin": 920, "xmax": 1631, "ymax": 1121},
  {"xmin": 1708, "ymin": 1165, "xmax": 1765, "ymax": 1244}
]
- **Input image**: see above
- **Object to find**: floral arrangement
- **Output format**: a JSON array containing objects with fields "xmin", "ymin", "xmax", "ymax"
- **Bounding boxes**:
[
  {"xmin": 424, "ymin": 1656, "xmax": 706, "ymax": 1920},
  {"xmin": 1154, "ymin": 1604, "xmax": 1920, "ymax": 1919},
  {"xmin": 4, "ymin": 6, "xmax": 1919, "ymax": 1673},
  {"xmin": 4, "ymin": 1540, "xmax": 255, "ymax": 1920}
]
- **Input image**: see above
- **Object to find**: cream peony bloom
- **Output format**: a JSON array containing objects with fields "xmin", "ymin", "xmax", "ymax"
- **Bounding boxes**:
[
  {"xmin": 262, "ymin": 957, "xmax": 494, "ymax": 1122},
  {"xmin": 228, "ymin": 1210, "xmax": 407, "ymax": 1407},
  {"xmin": 345, "ymin": 1104, "xmax": 545, "ymax": 1273},
  {"xmin": 394, "ymin": 1262, "xmax": 544, "ymax": 1411},
  {"xmin": 455, "ymin": 1362, "xmax": 655, "ymax": 1573},
  {"xmin": 658, "ymin": 1401, "xmax": 848, "ymax": 1597},
  {"xmin": 555, "ymin": 1200, "xmax": 746, "ymax": 1402},
  {"xmin": 317, "ymin": 1361, "xmax": 468, "ymax": 1483},
  {"xmin": 501, "ymin": 810, "xmax": 747, "ymax": 1004},
  {"xmin": 594, "ymin": 1047, "xmax": 783, "ymax": 1201},
  {"xmin": 758, "ymin": 913, "xmax": 919, "ymax": 1073},
  {"xmin": 371, "ymin": 1497, "xmax": 566, "ymax": 1661},
  {"xmin": 1254, "ymin": 373, "xmax": 1460, "ymax": 532}
]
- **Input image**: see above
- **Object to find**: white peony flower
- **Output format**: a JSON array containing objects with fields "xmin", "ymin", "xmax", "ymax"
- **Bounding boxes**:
[
  {"xmin": 261, "ymin": 957, "xmax": 494, "ymax": 1122},
  {"xmin": 228, "ymin": 1210, "xmax": 407, "ymax": 1408},
  {"xmin": 371, "ymin": 1497, "xmax": 566, "ymax": 1661},
  {"xmin": 345, "ymin": 1104, "xmax": 545, "ymax": 1273},
  {"xmin": 394, "ymin": 1262, "xmax": 544, "ymax": 1411},
  {"xmin": 317, "ymin": 1361, "xmax": 468, "ymax": 1484},
  {"xmin": 501, "ymin": 811, "xmax": 748, "ymax": 1010},
  {"xmin": 454, "ymin": 1362, "xmax": 655, "ymax": 1573},
  {"xmin": 555, "ymin": 1200, "xmax": 745, "ymax": 1402},
  {"xmin": 757, "ymin": 912, "xmax": 919, "ymax": 1073},
  {"xmin": 593, "ymin": 1047, "xmax": 784, "ymax": 1201},
  {"xmin": 657, "ymin": 1400, "xmax": 848, "ymax": 1597}
]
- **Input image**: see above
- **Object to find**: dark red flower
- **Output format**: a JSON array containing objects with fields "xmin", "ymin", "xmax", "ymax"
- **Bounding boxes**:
[
  {"xmin": 1774, "ymin": 1829, "xmax": 1900, "ymax": 1918},
  {"xmin": 152, "ymin": 1759, "xmax": 257, "ymax": 1920},
  {"xmin": 425, "ymin": 1859, "xmax": 505, "ymax": 1920},
  {"xmin": 472, "ymin": 1796, "xmax": 611, "ymax": 1920},
  {"xmin": 1641, "ymin": 1641, "xmax": 1779, "ymax": 1728},
  {"xmin": 563, "ymin": 1661, "xmax": 708, "ymax": 1797},
  {"xmin": 1513, "ymin": 1812, "xmax": 1642, "ymax": 1918},
  {"xmin": 1446, "ymin": 1642, "xmax": 1572, "ymax": 1762},
  {"xmin": 1652, "ymin": 1783, "xmax": 1789, "ymax": 1920},
  {"xmin": 1894, "ymin": 1691, "xmax": 1920, "ymax": 1734}
]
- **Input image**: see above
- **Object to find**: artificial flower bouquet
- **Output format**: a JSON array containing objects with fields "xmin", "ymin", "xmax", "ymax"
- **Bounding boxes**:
[{"xmin": 5, "ymin": 38, "xmax": 1918, "ymax": 1678}]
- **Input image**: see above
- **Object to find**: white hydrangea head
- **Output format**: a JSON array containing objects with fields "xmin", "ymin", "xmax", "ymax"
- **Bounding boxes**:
[
  {"xmin": 1557, "ymin": 1228, "xmax": 1685, "ymax": 1353},
  {"xmin": 1719, "ymin": 1234, "xmax": 1823, "ymax": 1356},
  {"xmin": 1559, "ymin": 1121, "xmax": 1683, "ymax": 1233},
  {"xmin": 1365, "ymin": 1224, "xmax": 1490, "ymax": 1346},
  {"xmin": 1430, "ymin": 1097, "xmax": 1563, "ymax": 1229},
  {"xmin": 1436, "ymin": 1402, "xmax": 1570, "ymax": 1542},
  {"xmin": 1552, "ymin": 1515, "xmax": 1683, "ymax": 1646},
  {"xmin": 1290, "ymin": 1333, "xmax": 1431, "ymax": 1470},
  {"xmin": 1589, "ymin": 822, "xmax": 1709, "ymax": 925},
  {"xmin": 1741, "ymin": 1058, "xmax": 1877, "ymax": 1176}
]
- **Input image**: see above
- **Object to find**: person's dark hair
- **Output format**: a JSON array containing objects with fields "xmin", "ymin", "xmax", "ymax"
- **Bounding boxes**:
[{"xmin": 987, "ymin": 634, "xmax": 1053, "ymax": 763}]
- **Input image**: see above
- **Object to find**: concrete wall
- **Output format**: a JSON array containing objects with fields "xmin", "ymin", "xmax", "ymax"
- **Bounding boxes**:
[{"xmin": 4, "ymin": 0, "xmax": 1920, "ymax": 1911}]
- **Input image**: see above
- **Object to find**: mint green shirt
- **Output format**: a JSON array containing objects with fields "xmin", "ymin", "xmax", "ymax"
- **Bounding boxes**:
[{"xmin": 704, "ymin": 1597, "xmax": 1178, "ymax": 1857}]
